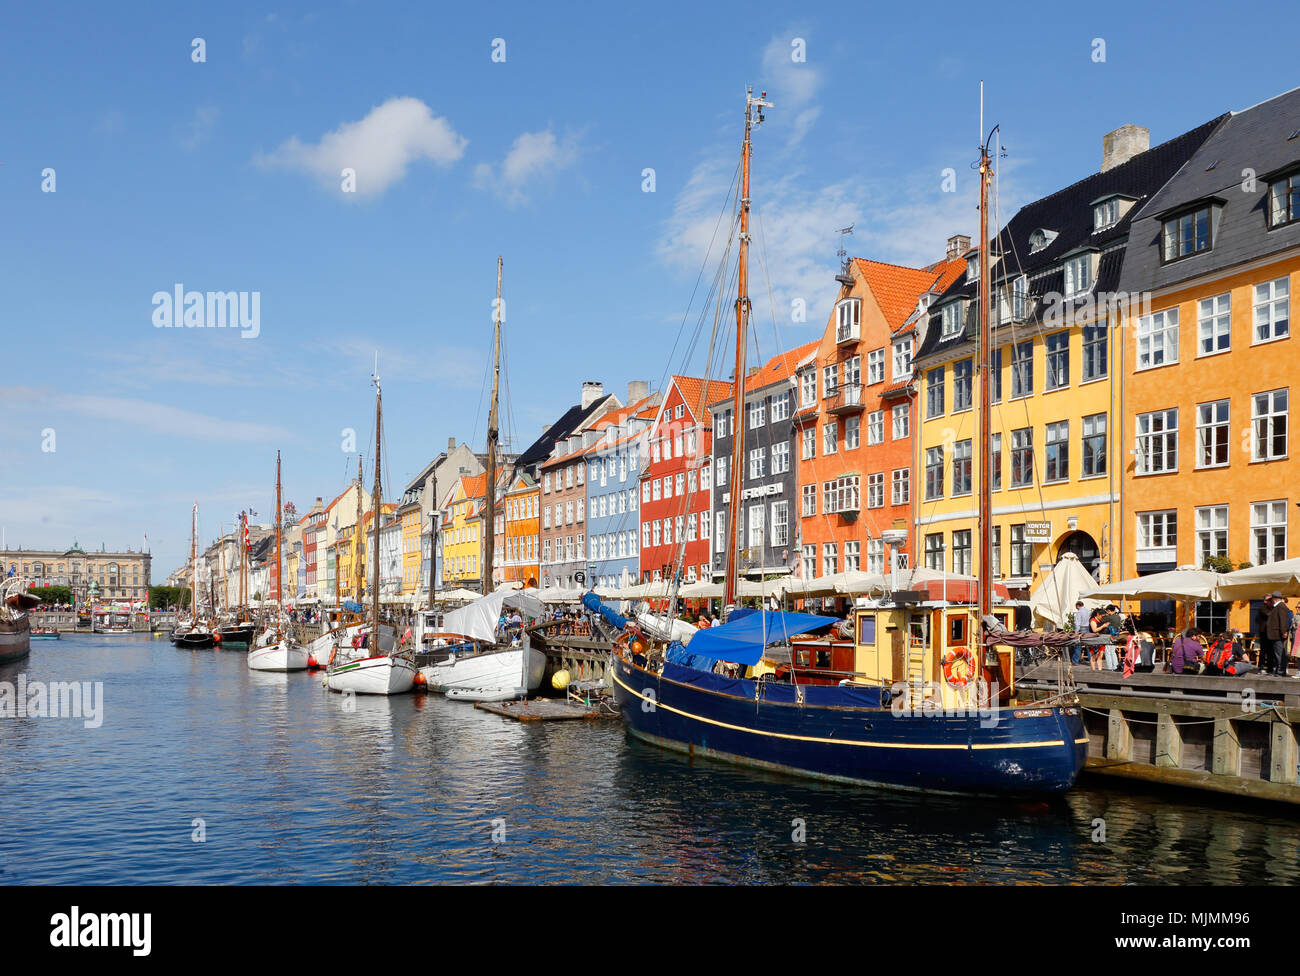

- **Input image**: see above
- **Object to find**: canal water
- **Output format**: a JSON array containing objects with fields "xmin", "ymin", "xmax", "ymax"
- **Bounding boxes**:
[{"xmin": 1, "ymin": 634, "xmax": 1295, "ymax": 885}]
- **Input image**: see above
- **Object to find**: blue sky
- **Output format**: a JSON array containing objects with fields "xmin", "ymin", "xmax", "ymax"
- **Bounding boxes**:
[{"xmin": 1, "ymin": 0, "xmax": 1296, "ymax": 577}]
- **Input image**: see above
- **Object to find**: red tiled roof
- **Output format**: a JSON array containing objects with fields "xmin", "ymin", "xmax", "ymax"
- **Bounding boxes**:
[
  {"xmin": 671, "ymin": 376, "xmax": 733, "ymax": 421},
  {"xmin": 460, "ymin": 473, "xmax": 488, "ymax": 501},
  {"xmin": 852, "ymin": 256, "xmax": 966, "ymax": 331}
]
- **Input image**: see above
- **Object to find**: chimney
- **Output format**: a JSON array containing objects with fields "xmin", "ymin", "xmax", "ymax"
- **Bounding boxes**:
[
  {"xmin": 581, "ymin": 381, "xmax": 604, "ymax": 410},
  {"xmin": 946, "ymin": 234, "xmax": 971, "ymax": 261},
  {"xmin": 447, "ymin": 436, "xmax": 456, "ymax": 451},
  {"xmin": 541, "ymin": 424, "xmax": 551, "ymax": 435},
  {"xmin": 627, "ymin": 380, "xmax": 650, "ymax": 405},
  {"xmin": 1101, "ymin": 124, "xmax": 1150, "ymax": 173}
]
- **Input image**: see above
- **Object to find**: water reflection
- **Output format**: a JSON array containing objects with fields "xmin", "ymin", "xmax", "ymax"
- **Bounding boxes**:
[{"xmin": 0, "ymin": 634, "xmax": 1295, "ymax": 884}]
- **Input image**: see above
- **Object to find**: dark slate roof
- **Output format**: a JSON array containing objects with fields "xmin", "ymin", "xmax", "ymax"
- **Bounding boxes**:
[
  {"xmin": 916, "ymin": 112, "xmax": 1229, "ymax": 364},
  {"xmin": 1118, "ymin": 86, "xmax": 1300, "ymax": 295},
  {"xmin": 514, "ymin": 394, "xmax": 618, "ymax": 474}
]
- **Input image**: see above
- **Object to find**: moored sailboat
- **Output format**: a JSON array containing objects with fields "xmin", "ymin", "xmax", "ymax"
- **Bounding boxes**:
[
  {"xmin": 0, "ymin": 578, "xmax": 37, "ymax": 664},
  {"xmin": 602, "ymin": 88, "xmax": 1091, "ymax": 796},
  {"xmin": 176, "ymin": 504, "xmax": 215, "ymax": 649},
  {"xmin": 248, "ymin": 452, "xmax": 309, "ymax": 672}
]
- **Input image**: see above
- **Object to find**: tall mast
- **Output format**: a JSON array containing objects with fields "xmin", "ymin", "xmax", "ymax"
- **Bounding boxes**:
[
  {"xmin": 723, "ymin": 87, "xmax": 770, "ymax": 610},
  {"xmin": 372, "ymin": 366, "xmax": 383, "ymax": 639},
  {"xmin": 354, "ymin": 455, "xmax": 364, "ymax": 604},
  {"xmin": 977, "ymin": 117, "xmax": 996, "ymax": 622},
  {"xmin": 275, "ymin": 452, "xmax": 282, "ymax": 610},
  {"xmin": 191, "ymin": 503, "xmax": 197, "ymax": 618},
  {"xmin": 484, "ymin": 256, "xmax": 502, "ymax": 597},
  {"xmin": 219, "ymin": 521, "xmax": 227, "ymax": 613}
]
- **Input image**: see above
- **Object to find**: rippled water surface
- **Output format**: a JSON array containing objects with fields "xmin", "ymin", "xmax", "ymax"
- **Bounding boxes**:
[{"xmin": 0, "ymin": 634, "xmax": 1295, "ymax": 884}]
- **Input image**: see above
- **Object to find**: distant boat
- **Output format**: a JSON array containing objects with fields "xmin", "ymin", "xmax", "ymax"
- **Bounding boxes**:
[
  {"xmin": 248, "ymin": 451, "xmax": 309, "ymax": 673},
  {"xmin": 0, "ymin": 579, "xmax": 36, "ymax": 664},
  {"xmin": 30, "ymin": 626, "xmax": 60, "ymax": 640}
]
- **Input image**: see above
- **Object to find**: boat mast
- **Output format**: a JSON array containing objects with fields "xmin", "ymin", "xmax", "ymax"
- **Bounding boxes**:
[
  {"xmin": 275, "ymin": 451, "xmax": 282, "ymax": 612},
  {"xmin": 354, "ymin": 455, "xmax": 365, "ymax": 605},
  {"xmin": 484, "ymin": 256, "xmax": 502, "ymax": 597},
  {"xmin": 723, "ymin": 87, "xmax": 770, "ymax": 611},
  {"xmin": 372, "ymin": 366, "xmax": 383, "ymax": 641},
  {"xmin": 977, "ymin": 117, "xmax": 996, "ymax": 623},
  {"xmin": 191, "ymin": 502, "xmax": 197, "ymax": 619},
  {"xmin": 219, "ymin": 521, "xmax": 227, "ymax": 614}
]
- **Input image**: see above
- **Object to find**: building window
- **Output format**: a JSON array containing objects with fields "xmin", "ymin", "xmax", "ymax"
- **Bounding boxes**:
[
  {"xmin": 1252, "ymin": 389, "xmax": 1288, "ymax": 461},
  {"xmin": 1081, "ymin": 413, "xmax": 1107, "ymax": 478},
  {"xmin": 699, "ymin": 512, "xmax": 709, "ymax": 540},
  {"xmin": 771, "ymin": 501, "xmax": 789, "ymax": 547},
  {"xmin": 748, "ymin": 398, "xmax": 766, "ymax": 429},
  {"xmin": 842, "ymin": 539, "xmax": 860, "ymax": 572},
  {"xmin": 926, "ymin": 367, "xmax": 945, "ymax": 418},
  {"xmin": 1196, "ymin": 400, "xmax": 1230, "ymax": 468},
  {"xmin": 835, "ymin": 475, "xmax": 860, "ymax": 513},
  {"xmin": 745, "ymin": 506, "xmax": 765, "ymax": 549},
  {"xmin": 715, "ymin": 512, "xmax": 726, "ymax": 553},
  {"xmin": 891, "ymin": 403, "xmax": 909, "ymax": 440},
  {"xmin": 866, "ymin": 410, "xmax": 884, "ymax": 445},
  {"xmin": 1162, "ymin": 206, "xmax": 1211, "ymax": 262},
  {"xmin": 1045, "ymin": 332, "xmax": 1069, "ymax": 390},
  {"xmin": 1010, "ymin": 340, "xmax": 1033, "ymax": 399},
  {"xmin": 822, "ymin": 543, "xmax": 838, "ymax": 577},
  {"xmin": 1269, "ymin": 171, "xmax": 1300, "ymax": 228},
  {"xmin": 1251, "ymin": 500, "xmax": 1288, "ymax": 564},
  {"xmin": 1010, "ymin": 524, "xmax": 1032, "ymax": 577},
  {"xmin": 940, "ymin": 303, "xmax": 962, "ymax": 338},
  {"xmin": 990, "ymin": 433, "xmax": 1002, "ymax": 491},
  {"xmin": 925, "ymin": 446, "xmax": 944, "ymax": 500},
  {"xmin": 924, "ymin": 533, "xmax": 945, "ymax": 570},
  {"xmin": 700, "ymin": 462, "xmax": 711, "ymax": 490},
  {"xmin": 1011, "ymin": 427, "xmax": 1034, "ymax": 487},
  {"xmin": 893, "ymin": 338, "xmax": 913, "ymax": 380},
  {"xmin": 1136, "ymin": 510, "xmax": 1177, "ymax": 562},
  {"xmin": 771, "ymin": 440, "xmax": 790, "ymax": 474},
  {"xmin": 800, "ymin": 370, "xmax": 817, "ymax": 407},
  {"xmin": 1094, "ymin": 198, "xmax": 1120, "ymax": 232},
  {"xmin": 952, "ymin": 440, "xmax": 972, "ymax": 496},
  {"xmin": 823, "ymin": 363, "xmax": 839, "ymax": 398},
  {"xmin": 845, "ymin": 415, "xmax": 861, "ymax": 450},
  {"xmin": 801, "ymin": 544, "xmax": 816, "ymax": 579},
  {"xmin": 990, "ymin": 526, "xmax": 1002, "ymax": 578},
  {"xmin": 952, "ymin": 530, "xmax": 972, "ymax": 576},
  {"xmin": 1044, "ymin": 421, "xmax": 1069, "ymax": 483},
  {"xmin": 748, "ymin": 447, "xmax": 766, "ymax": 480},
  {"xmin": 802, "ymin": 484, "xmax": 816, "ymax": 517},
  {"xmin": 1195, "ymin": 505, "xmax": 1228, "ymax": 566},
  {"xmin": 1064, "ymin": 254, "xmax": 1092, "ymax": 298},
  {"xmin": 1012, "ymin": 275, "xmax": 1028, "ymax": 322},
  {"xmin": 866, "ymin": 538, "xmax": 884, "ymax": 574},
  {"xmin": 867, "ymin": 473, "xmax": 884, "ymax": 509},
  {"xmin": 823, "ymin": 421, "xmax": 838, "ymax": 456},
  {"xmin": 867, "ymin": 349, "xmax": 885, "ymax": 384},
  {"xmin": 1198, "ymin": 293, "xmax": 1231, "ymax": 355},
  {"xmin": 1136, "ymin": 409, "xmax": 1178, "ymax": 474},
  {"xmin": 1137, "ymin": 309, "xmax": 1179, "ymax": 370},
  {"xmin": 836, "ymin": 298, "xmax": 861, "ymax": 342},
  {"xmin": 1081, "ymin": 324, "xmax": 1107, "ymax": 381},
  {"xmin": 1254, "ymin": 278, "xmax": 1290, "ymax": 343},
  {"xmin": 717, "ymin": 456, "xmax": 727, "ymax": 486},
  {"xmin": 770, "ymin": 392, "xmax": 790, "ymax": 422},
  {"xmin": 952, "ymin": 359, "xmax": 972, "ymax": 411},
  {"xmin": 801, "ymin": 426, "xmax": 816, "ymax": 460},
  {"xmin": 891, "ymin": 468, "xmax": 910, "ymax": 505}
]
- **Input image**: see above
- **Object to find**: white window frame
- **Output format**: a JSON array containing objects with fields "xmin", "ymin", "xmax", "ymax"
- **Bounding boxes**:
[
  {"xmin": 1197, "ymin": 293, "xmax": 1231, "ymax": 357},
  {"xmin": 1254, "ymin": 277, "xmax": 1291, "ymax": 344},
  {"xmin": 1137, "ymin": 309, "xmax": 1180, "ymax": 370}
]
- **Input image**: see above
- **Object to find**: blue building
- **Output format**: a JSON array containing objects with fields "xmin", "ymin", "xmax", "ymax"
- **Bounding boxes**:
[{"xmin": 584, "ymin": 393, "xmax": 659, "ymax": 591}]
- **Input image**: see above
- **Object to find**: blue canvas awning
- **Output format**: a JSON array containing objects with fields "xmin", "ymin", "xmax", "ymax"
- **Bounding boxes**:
[{"xmin": 683, "ymin": 610, "xmax": 840, "ymax": 666}]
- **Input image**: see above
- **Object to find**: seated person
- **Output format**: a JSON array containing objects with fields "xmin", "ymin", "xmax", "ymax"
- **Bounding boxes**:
[{"xmin": 1168, "ymin": 627, "xmax": 1204, "ymax": 674}]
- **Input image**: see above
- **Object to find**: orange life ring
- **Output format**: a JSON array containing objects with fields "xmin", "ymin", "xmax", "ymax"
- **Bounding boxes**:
[{"xmin": 942, "ymin": 648, "xmax": 976, "ymax": 688}]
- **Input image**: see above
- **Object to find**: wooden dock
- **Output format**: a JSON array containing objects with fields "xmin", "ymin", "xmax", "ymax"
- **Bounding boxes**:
[
  {"xmin": 474, "ymin": 699, "xmax": 604, "ymax": 722},
  {"xmin": 1020, "ymin": 663, "xmax": 1300, "ymax": 805}
]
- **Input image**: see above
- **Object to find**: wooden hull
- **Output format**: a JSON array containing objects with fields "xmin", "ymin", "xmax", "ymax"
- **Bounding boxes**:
[
  {"xmin": 326, "ymin": 654, "xmax": 417, "ymax": 695},
  {"xmin": 421, "ymin": 644, "xmax": 546, "ymax": 701},
  {"xmin": 247, "ymin": 642, "xmax": 310, "ymax": 672},
  {"xmin": 0, "ymin": 616, "xmax": 31, "ymax": 664}
]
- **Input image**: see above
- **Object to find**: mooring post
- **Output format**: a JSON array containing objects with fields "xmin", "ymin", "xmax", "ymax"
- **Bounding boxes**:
[
  {"xmin": 1156, "ymin": 711, "xmax": 1182, "ymax": 769},
  {"xmin": 1211, "ymin": 717, "xmax": 1240, "ymax": 777},
  {"xmin": 1106, "ymin": 708, "xmax": 1132, "ymax": 762}
]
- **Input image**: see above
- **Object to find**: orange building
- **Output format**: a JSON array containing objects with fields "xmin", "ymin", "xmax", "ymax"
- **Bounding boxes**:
[
  {"xmin": 1116, "ymin": 90, "xmax": 1300, "ymax": 634},
  {"xmin": 499, "ymin": 472, "xmax": 539, "ymax": 588},
  {"xmin": 796, "ymin": 250, "xmax": 966, "ymax": 580}
]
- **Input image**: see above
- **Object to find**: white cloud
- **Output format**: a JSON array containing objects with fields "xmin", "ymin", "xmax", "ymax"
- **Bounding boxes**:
[
  {"xmin": 255, "ymin": 97, "xmax": 467, "ymax": 198},
  {"xmin": 179, "ymin": 106, "xmax": 219, "ymax": 151},
  {"xmin": 759, "ymin": 32, "xmax": 823, "ymax": 149},
  {"xmin": 474, "ymin": 128, "xmax": 581, "ymax": 206}
]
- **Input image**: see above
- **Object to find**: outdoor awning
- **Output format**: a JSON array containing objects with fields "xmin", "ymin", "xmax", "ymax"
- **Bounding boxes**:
[
  {"xmin": 1214, "ymin": 558, "xmax": 1300, "ymax": 601},
  {"xmin": 683, "ymin": 609, "xmax": 840, "ymax": 666},
  {"xmin": 1082, "ymin": 565, "xmax": 1226, "ymax": 602},
  {"xmin": 1028, "ymin": 552, "xmax": 1104, "ymax": 627}
]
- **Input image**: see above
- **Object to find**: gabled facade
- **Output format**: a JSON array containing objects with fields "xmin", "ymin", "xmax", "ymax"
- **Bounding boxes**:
[
  {"xmin": 797, "ymin": 254, "xmax": 965, "ymax": 583},
  {"xmin": 639, "ymin": 376, "xmax": 732, "ymax": 584},
  {"xmin": 441, "ymin": 473, "xmax": 487, "ymax": 589},
  {"xmin": 1115, "ymin": 87, "xmax": 1300, "ymax": 630},
  {"xmin": 912, "ymin": 116, "xmax": 1224, "ymax": 595},
  {"xmin": 500, "ymin": 472, "xmax": 540, "ymax": 588},
  {"xmin": 711, "ymin": 344, "xmax": 816, "ymax": 580},
  {"xmin": 585, "ymin": 393, "xmax": 660, "ymax": 590}
]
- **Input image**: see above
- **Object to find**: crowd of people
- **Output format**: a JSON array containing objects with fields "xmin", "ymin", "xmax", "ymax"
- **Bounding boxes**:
[{"xmin": 1068, "ymin": 593, "xmax": 1297, "ymax": 678}]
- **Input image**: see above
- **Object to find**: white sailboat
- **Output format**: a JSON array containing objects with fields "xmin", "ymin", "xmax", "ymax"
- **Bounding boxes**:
[
  {"xmin": 325, "ymin": 364, "xmax": 416, "ymax": 695},
  {"xmin": 248, "ymin": 451, "xmax": 310, "ymax": 672},
  {"xmin": 418, "ymin": 587, "xmax": 548, "ymax": 700}
]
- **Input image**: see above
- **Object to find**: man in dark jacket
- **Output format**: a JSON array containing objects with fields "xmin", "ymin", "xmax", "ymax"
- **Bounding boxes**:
[{"xmin": 1264, "ymin": 592, "xmax": 1291, "ymax": 676}]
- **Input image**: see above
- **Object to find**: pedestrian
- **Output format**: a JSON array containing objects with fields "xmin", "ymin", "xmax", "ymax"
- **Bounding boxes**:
[{"xmin": 1264, "ymin": 592, "xmax": 1291, "ymax": 676}]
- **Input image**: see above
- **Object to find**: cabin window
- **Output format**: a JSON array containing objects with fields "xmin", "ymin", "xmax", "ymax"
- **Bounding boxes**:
[
  {"xmin": 856, "ymin": 614, "xmax": 876, "ymax": 645},
  {"xmin": 815, "ymin": 649, "xmax": 833, "ymax": 669},
  {"xmin": 948, "ymin": 614, "xmax": 967, "ymax": 645}
]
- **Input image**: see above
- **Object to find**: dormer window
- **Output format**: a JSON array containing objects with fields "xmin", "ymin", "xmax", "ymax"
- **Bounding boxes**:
[
  {"xmin": 1162, "ymin": 206, "xmax": 1212, "ymax": 262},
  {"xmin": 940, "ymin": 302, "xmax": 963, "ymax": 338},
  {"xmin": 1268, "ymin": 171, "xmax": 1300, "ymax": 229},
  {"xmin": 835, "ymin": 298, "xmax": 861, "ymax": 343},
  {"xmin": 1028, "ymin": 229, "xmax": 1058, "ymax": 254},
  {"xmin": 1064, "ymin": 254, "xmax": 1094, "ymax": 299},
  {"xmin": 1094, "ymin": 198, "xmax": 1120, "ymax": 232},
  {"xmin": 966, "ymin": 253, "xmax": 980, "ymax": 282}
]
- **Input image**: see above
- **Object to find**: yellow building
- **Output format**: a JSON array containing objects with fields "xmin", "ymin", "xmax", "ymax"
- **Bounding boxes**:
[
  {"xmin": 441, "ymin": 473, "xmax": 487, "ymax": 589},
  {"xmin": 398, "ymin": 498, "xmax": 423, "ymax": 595},
  {"xmin": 911, "ymin": 120, "xmax": 1221, "ymax": 594}
]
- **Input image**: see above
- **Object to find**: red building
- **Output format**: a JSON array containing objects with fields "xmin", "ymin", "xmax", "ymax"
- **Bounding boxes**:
[{"xmin": 638, "ymin": 376, "xmax": 732, "ymax": 584}]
